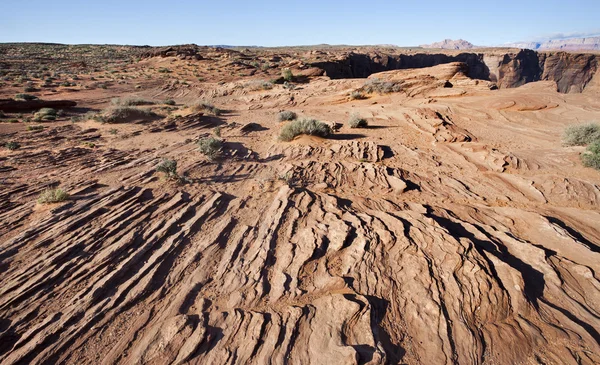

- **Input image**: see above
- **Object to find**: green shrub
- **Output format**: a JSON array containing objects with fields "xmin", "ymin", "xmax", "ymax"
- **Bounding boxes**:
[
  {"xmin": 282, "ymin": 68, "xmax": 293, "ymax": 82},
  {"xmin": 163, "ymin": 99, "xmax": 176, "ymax": 105},
  {"xmin": 38, "ymin": 188, "xmax": 69, "ymax": 204},
  {"xmin": 5, "ymin": 119, "xmax": 19, "ymax": 123},
  {"xmin": 156, "ymin": 158, "xmax": 179, "ymax": 179},
  {"xmin": 27, "ymin": 125, "xmax": 45, "ymax": 131},
  {"xmin": 362, "ymin": 79, "xmax": 402, "ymax": 94},
  {"xmin": 14, "ymin": 93, "xmax": 38, "ymax": 101},
  {"xmin": 563, "ymin": 122, "xmax": 600, "ymax": 146},
  {"xmin": 581, "ymin": 141, "xmax": 600, "ymax": 170},
  {"xmin": 158, "ymin": 67, "xmax": 171, "ymax": 73},
  {"xmin": 111, "ymin": 97, "xmax": 155, "ymax": 106},
  {"xmin": 197, "ymin": 136, "xmax": 222, "ymax": 159},
  {"xmin": 279, "ymin": 118, "xmax": 332, "ymax": 141},
  {"xmin": 245, "ymin": 80, "xmax": 274, "ymax": 91},
  {"xmin": 278, "ymin": 110, "xmax": 297, "ymax": 122},
  {"xmin": 24, "ymin": 85, "xmax": 38, "ymax": 92},
  {"xmin": 348, "ymin": 113, "xmax": 368, "ymax": 128},
  {"xmin": 5, "ymin": 141, "xmax": 20, "ymax": 150}
]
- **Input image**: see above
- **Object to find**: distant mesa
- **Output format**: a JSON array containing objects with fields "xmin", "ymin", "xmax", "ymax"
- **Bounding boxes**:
[
  {"xmin": 420, "ymin": 39, "xmax": 476, "ymax": 50},
  {"xmin": 503, "ymin": 36, "xmax": 600, "ymax": 51}
]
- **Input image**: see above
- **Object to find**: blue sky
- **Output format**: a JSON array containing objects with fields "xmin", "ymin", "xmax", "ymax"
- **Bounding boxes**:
[{"xmin": 2, "ymin": 0, "xmax": 599, "ymax": 46}]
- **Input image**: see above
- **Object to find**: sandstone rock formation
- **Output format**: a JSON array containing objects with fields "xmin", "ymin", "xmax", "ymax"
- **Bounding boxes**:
[{"xmin": 420, "ymin": 39, "xmax": 476, "ymax": 50}]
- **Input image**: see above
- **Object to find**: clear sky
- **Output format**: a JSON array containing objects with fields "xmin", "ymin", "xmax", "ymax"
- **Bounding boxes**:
[{"xmin": 2, "ymin": 0, "xmax": 599, "ymax": 46}]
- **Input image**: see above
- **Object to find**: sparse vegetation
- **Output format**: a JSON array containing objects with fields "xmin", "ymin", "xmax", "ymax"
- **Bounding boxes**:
[
  {"xmin": 350, "ymin": 91, "xmax": 367, "ymax": 100},
  {"xmin": 361, "ymin": 78, "xmax": 402, "ymax": 94},
  {"xmin": 38, "ymin": 188, "xmax": 69, "ymax": 204},
  {"xmin": 245, "ymin": 80, "xmax": 274, "ymax": 91},
  {"xmin": 163, "ymin": 99, "xmax": 176, "ymax": 105},
  {"xmin": 278, "ymin": 110, "xmax": 297, "ymax": 122},
  {"xmin": 111, "ymin": 97, "xmax": 155, "ymax": 106},
  {"xmin": 5, "ymin": 141, "xmax": 20, "ymax": 150},
  {"xmin": 33, "ymin": 108, "xmax": 57, "ymax": 121},
  {"xmin": 563, "ymin": 122, "xmax": 600, "ymax": 146},
  {"xmin": 27, "ymin": 125, "xmax": 45, "ymax": 131},
  {"xmin": 282, "ymin": 68, "xmax": 293, "ymax": 82},
  {"xmin": 192, "ymin": 101, "xmax": 222, "ymax": 116},
  {"xmin": 348, "ymin": 113, "xmax": 368, "ymax": 128},
  {"xmin": 156, "ymin": 158, "xmax": 179, "ymax": 180},
  {"xmin": 197, "ymin": 136, "xmax": 223, "ymax": 159},
  {"xmin": 14, "ymin": 93, "xmax": 38, "ymax": 101},
  {"xmin": 581, "ymin": 141, "xmax": 600, "ymax": 170},
  {"xmin": 279, "ymin": 118, "xmax": 332, "ymax": 141},
  {"xmin": 100, "ymin": 106, "xmax": 158, "ymax": 123}
]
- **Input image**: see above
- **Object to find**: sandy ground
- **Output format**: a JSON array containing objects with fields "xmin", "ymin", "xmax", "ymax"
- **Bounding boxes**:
[{"xmin": 1, "ymin": 52, "xmax": 599, "ymax": 365}]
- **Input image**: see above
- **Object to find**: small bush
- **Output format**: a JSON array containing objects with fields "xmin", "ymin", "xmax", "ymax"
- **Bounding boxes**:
[
  {"xmin": 14, "ymin": 93, "xmax": 38, "ymax": 101},
  {"xmin": 33, "ymin": 108, "xmax": 57, "ymax": 121},
  {"xmin": 156, "ymin": 158, "xmax": 179, "ymax": 179},
  {"xmin": 163, "ymin": 99, "xmax": 176, "ymax": 105},
  {"xmin": 111, "ymin": 97, "xmax": 155, "ymax": 106},
  {"xmin": 24, "ymin": 86, "xmax": 38, "ymax": 92},
  {"xmin": 6, "ymin": 119, "xmax": 19, "ymax": 123},
  {"xmin": 278, "ymin": 110, "xmax": 297, "ymax": 122},
  {"xmin": 192, "ymin": 102, "xmax": 222, "ymax": 116},
  {"xmin": 158, "ymin": 67, "xmax": 171, "ymax": 73},
  {"xmin": 350, "ymin": 91, "xmax": 367, "ymax": 100},
  {"xmin": 563, "ymin": 122, "xmax": 600, "ymax": 146},
  {"xmin": 197, "ymin": 136, "xmax": 222, "ymax": 159},
  {"xmin": 279, "ymin": 118, "xmax": 332, "ymax": 141},
  {"xmin": 362, "ymin": 79, "xmax": 402, "ymax": 94},
  {"xmin": 581, "ymin": 141, "xmax": 600, "ymax": 170},
  {"xmin": 27, "ymin": 125, "xmax": 45, "ymax": 131},
  {"xmin": 348, "ymin": 113, "xmax": 368, "ymax": 128},
  {"xmin": 101, "ymin": 107, "xmax": 157, "ymax": 123},
  {"xmin": 282, "ymin": 68, "xmax": 293, "ymax": 82},
  {"xmin": 5, "ymin": 141, "xmax": 20, "ymax": 150},
  {"xmin": 38, "ymin": 188, "xmax": 69, "ymax": 204}
]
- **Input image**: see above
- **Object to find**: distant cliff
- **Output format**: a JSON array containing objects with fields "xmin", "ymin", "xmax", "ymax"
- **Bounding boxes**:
[
  {"xmin": 311, "ymin": 50, "xmax": 598, "ymax": 93},
  {"xmin": 420, "ymin": 39, "xmax": 476, "ymax": 50},
  {"xmin": 504, "ymin": 37, "xmax": 600, "ymax": 51}
]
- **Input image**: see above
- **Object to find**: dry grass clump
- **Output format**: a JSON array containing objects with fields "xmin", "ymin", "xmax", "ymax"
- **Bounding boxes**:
[
  {"xmin": 111, "ymin": 97, "xmax": 155, "ymax": 106},
  {"xmin": 33, "ymin": 108, "xmax": 57, "ymax": 121},
  {"xmin": 562, "ymin": 122, "xmax": 600, "ymax": 146},
  {"xmin": 581, "ymin": 141, "xmax": 600, "ymax": 169},
  {"xmin": 278, "ymin": 110, "xmax": 297, "ymax": 122},
  {"xmin": 245, "ymin": 80, "xmax": 274, "ymax": 91},
  {"xmin": 282, "ymin": 68, "xmax": 293, "ymax": 82},
  {"xmin": 361, "ymin": 78, "xmax": 402, "ymax": 94},
  {"xmin": 38, "ymin": 188, "xmax": 69, "ymax": 204},
  {"xmin": 14, "ymin": 93, "xmax": 38, "ymax": 101},
  {"xmin": 350, "ymin": 91, "xmax": 368, "ymax": 100},
  {"xmin": 279, "ymin": 118, "xmax": 332, "ymax": 141},
  {"xmin": 347, "ymin": 113, "xmax": 368, "ymax": 128}
]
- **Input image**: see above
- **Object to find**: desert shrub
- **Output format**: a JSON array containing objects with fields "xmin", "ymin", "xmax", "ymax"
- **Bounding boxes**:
[
  {"xmin": 350, "ymin": 91, "xmax": 367, "ymax": 100},
  {"xmin": 581, "ymin": 141, "xmax": 600, "ymax": 170},
  {"xmin": 279, "ymin": 118, "xmax": 332, "ymax": 141},
  {"xmin": 362, "ymin": 78, "xmax": 402, "ymax": 94},
  {"xmin": 156, "ymin": 158, "xmax": 179, "ymax": 179},
  {"xmin": 563, "ymin": 122, "xmax": 600, "ymax": 146},
  {"xmin": 348, "ymin": 113, "xmax": 368, "ymax": 128},
  {"xmin": 27, "ymin": 125, "xmax": 45, "ymax": 131},
  {"xmin": 101, "ymin": 106, "xmax": 157, "ymax": 123},
  {"xmin": 38, "ymin": 188, "xmax": 69, "ymax": 204},
  {"xmin": 6, "ymin": 119, "xmax": 19, "ymax": 123},
  {"xmin": 33, "ymin": 108, "xmax": 57, "ymax": 121},
  {"xmin": 14, "ymin": 93, "xmax": 38, "ymax": 101},
  {"xmin": 282, "ymin": 68, "xmax": 293, "ymax": 82},
  {"xmin": 5, "ymin": 141, "xmax": 20, "ymax": 150},
  {"xmin": 197, "ymin": 136, "xmax": 222, "ymax": 159},
  {"xmin": 245, "ymin": 80, "xmax": 273, "ymax": 91},
  {"xmin": 163, "ymin": 99, "xmax": 176, "ymax": 105},
  {"xmin": 24, "ymin": 85, "xmax": 38, "ymax": 92},
  {"xmin": 278, "ymin": 110, "xmax": 297, "ymax": 122},
  {"xmin": 192, "ymin": 101, "xmax": 222, "ymax": 116},
  {"xmin": 111, "ymin": 97, "xmax": 155, "ymax": 106},
  {"xmin": 158, "ymin": 67, "xmax": 171, "ymax": 73}
]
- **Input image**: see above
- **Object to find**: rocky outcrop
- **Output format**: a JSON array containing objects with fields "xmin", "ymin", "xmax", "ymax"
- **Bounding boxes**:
[
  {"xmin": 311, "ymin": 50, "xmax": 599, "ymax": 93},
  {"xmin": 0, "ymin": 99, "xmax": 77, "ymax": 112}
]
